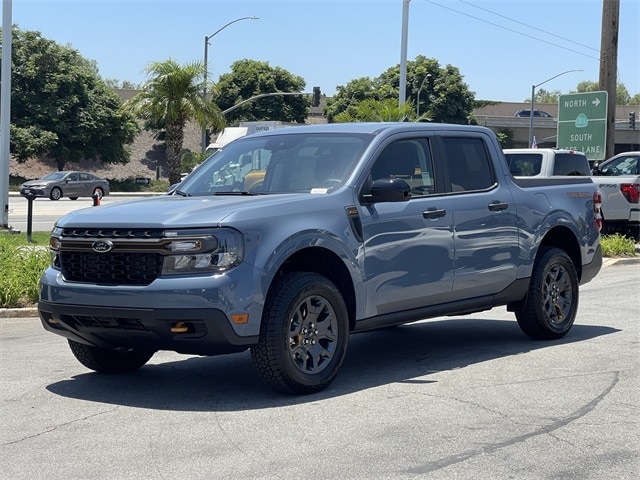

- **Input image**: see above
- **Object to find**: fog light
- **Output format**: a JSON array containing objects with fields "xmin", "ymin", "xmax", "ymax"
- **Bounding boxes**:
[{"xmin": 171, "ymin": 322, "xmax": 190, "ymax": 334}]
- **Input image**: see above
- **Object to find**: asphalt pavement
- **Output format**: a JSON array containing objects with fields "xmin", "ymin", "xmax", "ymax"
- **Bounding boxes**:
[{"xmin": 1, "ymin": 261, "xmax": 638, "ymax": 479}]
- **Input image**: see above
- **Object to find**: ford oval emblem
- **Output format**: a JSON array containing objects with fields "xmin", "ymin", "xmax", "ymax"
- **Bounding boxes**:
[{"xmin": 92, "ymin": 240, "xmax": 114, "ymax": 253}]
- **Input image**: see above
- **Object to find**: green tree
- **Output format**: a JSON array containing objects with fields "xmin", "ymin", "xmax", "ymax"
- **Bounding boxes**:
[
  {"xmin": 123, "ymin": 59, "xmax": 225, "ymax": 185},
  {"xmin": 573, "ymin": 81, "xmax": 634, "ymax": 105},
  {"xmin": 333, "ymin": 98, "xmax": 418, "ymax": 122},
  {"xmin": 325, "ymin": 56, "xmax": 475, "ymax": 124},
  {"xmin": 4, "ymin": 28, "xmax": 139, "ymax": 171},
  {"xmin": 324, "ymin": 77, "xmax": 378, "ymax": 123},
  {"xmin": 215, "ymin": 59, "xmax": 309, "ymax": 126},
  {"xmin": 531, "ymin": 88, "xmax": 561, "ymax": 104},
  {"xmin": 496, "ymin": 129, "xmax": 515, "ymax": 148}
]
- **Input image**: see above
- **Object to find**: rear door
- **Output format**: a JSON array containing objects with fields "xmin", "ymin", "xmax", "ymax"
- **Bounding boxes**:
[{"xmin": 436, "ymin": 133, "xmax": 520, "ymax": 301}]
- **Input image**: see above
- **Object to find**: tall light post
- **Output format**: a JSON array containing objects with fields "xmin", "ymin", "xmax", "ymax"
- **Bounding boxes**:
[
  {"xmin": 528, "ymin": 69, "xmax": 583, "ymax": 148},
  {"xmin": 202, "ymin": 15, "xmax": 259, "ymax": 152},
  {"xmin": 416, "ymin": 74, "xmax": 431, "ymax": 119},
  {"xmin": 398, "ymin": 0, "xmax": 411, "ymax": 107}
]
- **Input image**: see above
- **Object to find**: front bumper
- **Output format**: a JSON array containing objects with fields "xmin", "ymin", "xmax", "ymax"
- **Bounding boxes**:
[
  {"xmin": 38, "ymin": 259, "xmax": 266, "ymax": 355},
  {"xmin": 39, "ymin": 302, "xmax": 257, "ymax": 355}
]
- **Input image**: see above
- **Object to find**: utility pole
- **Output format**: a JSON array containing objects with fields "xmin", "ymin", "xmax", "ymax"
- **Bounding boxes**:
[{"xmin": 599, "ymin": 0, "xmax": 619, "ymax": 159}]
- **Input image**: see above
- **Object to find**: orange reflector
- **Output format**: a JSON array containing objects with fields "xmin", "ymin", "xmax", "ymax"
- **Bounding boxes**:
[
  {"xmin": 48, "ymin": 318, "xmax": 58, "ymax": 324},
  {"xmin": 231, "ymin": 313, "xmax": 249, "ymax": 324}
]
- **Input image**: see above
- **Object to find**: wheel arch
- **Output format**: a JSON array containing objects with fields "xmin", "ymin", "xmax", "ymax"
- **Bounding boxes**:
[
  {"xmin": 538, "ymin": 225, "xmax": 582, "ymax": 281},
  {"xmin": 271, "ymin": 246, "xmax": 357, "ymax": 331}
]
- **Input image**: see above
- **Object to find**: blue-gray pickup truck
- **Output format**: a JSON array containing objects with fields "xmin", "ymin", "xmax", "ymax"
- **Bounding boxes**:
[{"xmin": 39, "ymin": 123, "xmax": 603, "ymax": 394}]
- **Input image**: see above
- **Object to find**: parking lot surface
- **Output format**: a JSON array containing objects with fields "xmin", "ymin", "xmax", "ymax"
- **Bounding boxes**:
[{"xmin": 1, "ymin": 263, "xmax": 638, "ymax": 479}]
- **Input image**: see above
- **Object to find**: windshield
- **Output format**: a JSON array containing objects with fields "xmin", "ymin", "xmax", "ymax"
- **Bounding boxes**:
[
  {"xmin": 176, "ymin": 132, "xmax": 370, "ymax": 196},
  {"xmin": 41, "ymin": 172, "xmax": 68, "ymax": 181}
]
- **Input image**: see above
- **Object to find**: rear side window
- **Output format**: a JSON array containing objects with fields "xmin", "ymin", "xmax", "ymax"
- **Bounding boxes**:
[
  {"xmin": 504, "ymin": 153, "xmax": 543, "ymax": 176},
  {"xmin": 553, "ymin": 153, "xmax": 590, "ymax": 176},
  {"xmin": 442, "ymin": 137, "xmax": 495, "ymax": 192}
]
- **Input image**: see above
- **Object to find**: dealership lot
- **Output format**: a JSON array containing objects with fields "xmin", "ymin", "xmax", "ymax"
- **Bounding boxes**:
[{"xmin": 1, "ymin": 262, "xmax": 638, "ymax": 479}]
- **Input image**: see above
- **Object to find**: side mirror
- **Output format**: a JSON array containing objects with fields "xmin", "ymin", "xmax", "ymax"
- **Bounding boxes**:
[
  {"xmin": 362, "ymin": 178, "xmax": 411, "ymax": 203},
  {"xmin": 591, "ymin": 164, "xmax": 601, "ymax": 175}
]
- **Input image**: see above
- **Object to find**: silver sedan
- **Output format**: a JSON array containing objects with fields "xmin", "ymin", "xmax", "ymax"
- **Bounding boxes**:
[{"xmin": 19, "ymin": 171, "xmax": 110, "ymax": 201}]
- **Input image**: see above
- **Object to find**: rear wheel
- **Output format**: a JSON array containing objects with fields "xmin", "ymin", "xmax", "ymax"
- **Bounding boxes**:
[
  {"xmin": 68, "ymin": 340, "xmax": 155, "ymax": 373},
  {"xmin": 251, "ymin": 272, "xmax": 349, "ymax": 394},
  {"xmin": 515, "ymin": 247, "xmax": 578, "ymax": 340},
  {"xmin": 49, "ymin": 187, "xmax": 62, "ymax": 201}
]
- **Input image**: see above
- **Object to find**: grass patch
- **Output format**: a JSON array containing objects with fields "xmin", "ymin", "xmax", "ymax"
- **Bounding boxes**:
[
  {"xmin": 600, "ymin": 233, "xmax": 638, "ymax": 257},
  {"xmin": 0, "ymin": 232, "xmax": 50, "ymax": 307}
]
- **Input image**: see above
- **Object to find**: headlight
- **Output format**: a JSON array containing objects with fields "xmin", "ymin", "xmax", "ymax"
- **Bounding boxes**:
[
  {"xmin": 49, "ymin": 227, "xmax": 63, "ymax": 268},
  {"xmin": 161, "ymin": 228, "xmax": 243, "ymax": 275}
]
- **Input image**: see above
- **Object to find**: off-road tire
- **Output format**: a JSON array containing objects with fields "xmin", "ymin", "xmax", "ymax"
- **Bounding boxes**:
[
  {"xmin": 251, "ymin": 272, "xmax": 349, "ymax": 394},
  {"xmin": 515, "ymin": 247, "xmax": 578, "ymax": 340},
  {"xmin": 68, "ymin": 340, "xmax": 155, "ymax": 373}
]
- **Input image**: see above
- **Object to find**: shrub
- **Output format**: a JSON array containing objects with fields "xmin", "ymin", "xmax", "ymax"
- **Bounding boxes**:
[{"xmin": 600, "ymin": 233, "xmax": 638, "ymax": 257}]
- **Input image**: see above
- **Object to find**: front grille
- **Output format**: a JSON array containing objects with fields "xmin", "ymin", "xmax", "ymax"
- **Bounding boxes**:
[
  {"xmin": 59, "ymin": 251, "xmax": 163, "ymax": 285},
  {"xmin": 61, "ymin": 228, "xmax": 164, "ymax": 239}
]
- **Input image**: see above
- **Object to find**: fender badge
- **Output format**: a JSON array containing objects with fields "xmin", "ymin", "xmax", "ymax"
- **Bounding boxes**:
[{"xmin": 92, "ymin": 240, "xmax": 114, "ymax": 253}]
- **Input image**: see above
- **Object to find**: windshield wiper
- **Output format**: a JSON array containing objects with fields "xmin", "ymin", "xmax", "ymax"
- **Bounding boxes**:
[
  {"xmin": 212, "ymin": 191, "xmax": 261, "ymax": 196},
  {"xmin": 174, "ymin": 190, "xmax": 191, "ymax": 197}
]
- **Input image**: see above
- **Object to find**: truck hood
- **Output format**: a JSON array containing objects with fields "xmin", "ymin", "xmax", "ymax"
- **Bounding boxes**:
[{"xmin": 55, "ymin": 193, "xmax": 336, "ymax": 229}]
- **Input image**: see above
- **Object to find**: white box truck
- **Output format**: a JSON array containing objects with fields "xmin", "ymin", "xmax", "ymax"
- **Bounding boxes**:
[{"xmin": 205, "ymin": 121, "xmax": 296, "ymax": 155}]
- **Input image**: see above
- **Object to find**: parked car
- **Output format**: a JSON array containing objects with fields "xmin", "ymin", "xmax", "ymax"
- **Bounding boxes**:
[
  {"xmin": 39, "ymin": 123, "xmax": 602, "ymax": 395},
  {"xmin": 514, "ymin": 109, "xmax": 553, "ymax": 118},
  {"xmin": 591, "ymin": 151, "xmax": 640, "ymax": 237},
  {"xmin": 19, "ymin": 171, "xmax": 110, "ymax": 201}
]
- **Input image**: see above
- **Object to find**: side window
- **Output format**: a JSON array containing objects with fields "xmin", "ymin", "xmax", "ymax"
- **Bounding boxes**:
[
  {"xmin": 443, "ymin": 137, "xmax": 495, "ymax": 192},
  {"xmin": 371, "ymin": 139, "xmax": 436, "ymax": 196},
  {"xmin": 603, "ymin": 155, "xmax": 639, "ymax": 175},
  {"xmin": 553, "ymin": 154, "xmax": 590, "ymax": 176},
  {"xmin": 505, "ymin": 153, "xmax": 542, "ymax": 176},
  {"xmin": 67, "ymin": 173, "xmax": 79, "ymax": 181}
]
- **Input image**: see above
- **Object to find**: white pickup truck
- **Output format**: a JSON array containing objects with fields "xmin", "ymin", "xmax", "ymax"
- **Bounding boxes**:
[
  {"xmin": 591, "ymin": 151, "xmax": 640, "ymax": 238},
  {"xmin": 503, "ymin": 148, "xmax": 591, "ymax": 177}
]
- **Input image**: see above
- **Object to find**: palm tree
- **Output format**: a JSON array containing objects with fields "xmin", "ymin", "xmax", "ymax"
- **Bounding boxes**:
[
  {"xmin": 123, "ymin": 59, "xmax": 225, "ymax": 185},
  {"xmin": 333, "ymin": 98, "xmax": 428, "ymax": 123}
]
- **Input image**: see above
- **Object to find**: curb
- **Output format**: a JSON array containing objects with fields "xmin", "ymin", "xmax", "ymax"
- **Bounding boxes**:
[{"xmin": 3, "ymin": 257, "xmax": 638, "ymax": 319}]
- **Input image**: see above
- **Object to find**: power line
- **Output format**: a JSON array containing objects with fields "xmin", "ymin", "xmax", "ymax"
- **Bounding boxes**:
[
  {"xmin": 457, "ymin": 0, "xmax": 601, "ymax": 54},
  {"xmin": 424, "ymin": 0, "xmax": 602, "ymax": 62}
]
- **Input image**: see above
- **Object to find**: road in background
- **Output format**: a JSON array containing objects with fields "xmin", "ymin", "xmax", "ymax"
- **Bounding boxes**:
[
  {"xmin": 1, "ymin": 263, "xmax": 638, "ymax": 479},
  {"xmin": 6, "ymin": 194, "xmax": 155, "ymax": 233}
]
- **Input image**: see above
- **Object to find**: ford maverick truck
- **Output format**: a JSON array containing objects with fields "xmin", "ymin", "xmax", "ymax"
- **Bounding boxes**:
[{"xmin": 39, "ymin": 123, "xmax": 603, "ymax": 394}]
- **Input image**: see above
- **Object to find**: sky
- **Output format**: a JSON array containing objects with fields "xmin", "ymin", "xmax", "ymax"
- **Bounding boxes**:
[{"xmin": 5, "ymin": 0, "xmax": 640, "ymax": 103}]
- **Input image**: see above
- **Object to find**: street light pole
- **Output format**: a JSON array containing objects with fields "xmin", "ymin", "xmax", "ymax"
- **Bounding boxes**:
[
  {"xmin": 399, "ymin": 0, "xmax": 410, "ymax": 107},
  {"xmin": 202, "ymin": 15, "xmax": 259, "ymax": 152},
  {"xmin": 528, "ymin": 69, "xmax": 584, "ymax": 148}
]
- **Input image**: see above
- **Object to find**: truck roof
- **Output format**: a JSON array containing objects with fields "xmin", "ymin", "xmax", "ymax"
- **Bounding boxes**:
[{"xmin": 248, "ymin": 122, "xmax": 496, "ymax": 137}]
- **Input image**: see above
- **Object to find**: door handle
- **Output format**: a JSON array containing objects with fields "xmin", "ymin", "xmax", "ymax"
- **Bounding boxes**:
[
  {"xmin": 488, "ymin": 201, "xmax": 509, "ymax": 211},
  {"xmin": 423, "ymin": 207, "xmax": 446, "ymax": 219}
]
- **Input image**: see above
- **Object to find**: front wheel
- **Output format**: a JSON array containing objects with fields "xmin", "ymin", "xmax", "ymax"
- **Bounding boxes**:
[
  {"xmin": 49, "ymin": 187, "xmax": 62, "ymax": 201},
  {"xmin": 515, "ymin": 247, "xmax": 579, "ymax": 340},
  {"xmin": 251, "ymin": 272, "xmax": 349, "ymax": 394},
  {"xmin": 68, "ymin": 340, "xmax": 155, "ymax": 373}
]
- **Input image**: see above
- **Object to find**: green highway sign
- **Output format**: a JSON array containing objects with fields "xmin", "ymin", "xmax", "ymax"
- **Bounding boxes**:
[{"xmin": 557, "ymin": 91, "xmax": 608, "ymax": 161}]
